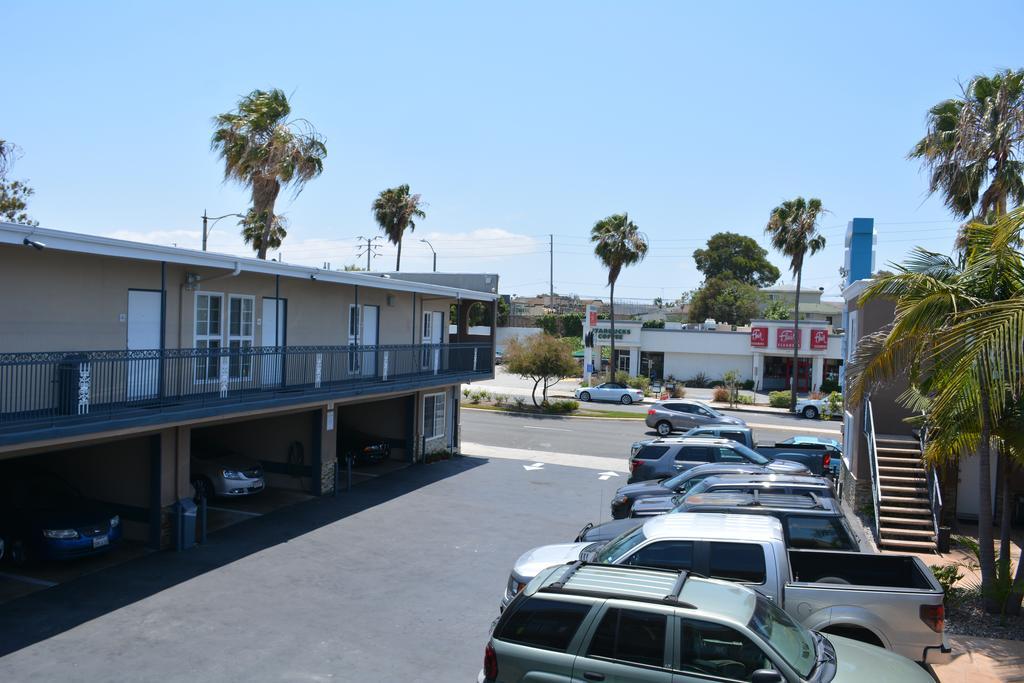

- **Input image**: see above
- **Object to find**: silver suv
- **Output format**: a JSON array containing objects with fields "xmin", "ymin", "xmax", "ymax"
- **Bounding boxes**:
[
  {"xmin": 645, "ymin": 400, "xmax": 745, "ymax": 436},
  {"xmin": 481, "ymin": 563, "xmax": 932, "ymax": 683}
]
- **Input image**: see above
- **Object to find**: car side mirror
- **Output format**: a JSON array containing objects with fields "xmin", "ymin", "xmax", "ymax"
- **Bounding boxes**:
[{"xmin": 751, "ymin": 669, "xmax": 783, "ymax": 683}]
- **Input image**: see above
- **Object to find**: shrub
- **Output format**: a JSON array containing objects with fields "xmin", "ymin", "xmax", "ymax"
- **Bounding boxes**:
[
  {"xmin": 711, "ymin": 385, "xmax": 730, "ymax": 402},
  {"xmin": 478, "ymin": 390, "xmax": 491, "ymax": 402},
  {"xmin": 543, "ymin": 399, "xmax": 579, "ymax": 414},
  {"xmin": 769, "ymin": 390, "xmax": 791, "ymax": 408},
  {"xmin": 493, "ymin": 394, "xmax": 507, "ymax": 407},
  {"xmin": 687, "ymin": 372, "xmax": 711, "ymax": 388},
  {"xmin": 462, "ymin": 387, "xmax": 472, "ymax": 398},
  {"xmin": 740, "ymin": 379, "xmax": 755, "ymax": 391},
  {"xmin": 735, "ymin": 394, "xmax": 754, "ymax": 405},
  {"xmin": 931, "ymin": 564, "xmax": 964, "ymax": 598},
  {"xmin": 469, "ymin": 390, "xmax": 484, "ymax": 404},
  {"xmin": 820, "ymin": 378, "xmax": 841, "ymax": 394},
  {"xmin": 513, "ymin": 396, "xmax": 526, "ymax": 409},
  {"xmin": 671, "ymin": 384, "xmax": 686, "ymax": 398}
]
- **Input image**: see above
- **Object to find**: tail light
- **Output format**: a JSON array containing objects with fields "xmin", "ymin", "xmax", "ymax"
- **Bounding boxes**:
[
  {"xmin": 484, "ymin": 642, "xmax": 498, "ymax": 679},
  {"xmin": 647, "ymin": 409, "xmax": 656, "ymax": 415},
  {"xmin": 823, "ymin": 453, "xmax": 831, "ymax": 470},
  {"xmin": 920, "ymin": 604, "xmax": 944, "ymax": 633},
  {"xmin": 630, "ymin": 459, "xmax": 641, "ymax": 473}
]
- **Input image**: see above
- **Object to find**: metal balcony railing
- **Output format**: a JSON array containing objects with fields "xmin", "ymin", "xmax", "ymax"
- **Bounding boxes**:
[{"xmin": 0, "ymin": 343, "xmax": 493, "ymax": 438}]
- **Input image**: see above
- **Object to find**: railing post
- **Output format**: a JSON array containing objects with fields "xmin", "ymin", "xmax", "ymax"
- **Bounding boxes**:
[{"xmin": 383, "ymin": 350, "xmax": 389, "ymax": 381}]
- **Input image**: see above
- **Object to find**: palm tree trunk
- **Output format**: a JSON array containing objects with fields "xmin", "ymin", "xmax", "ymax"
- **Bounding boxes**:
[
  {"xmin": 608, "ymin": 281, "xmax": 616, "ymax": 383},
  {"xmin": 396, "ymin": 238, "xmax": 402, "ymax": 271},
  {"xmin": 790, "ymin": 266, "xmax": 803, "ymax": 411},
  {"xmin": 978, "ymin": 386, "xmax": 998, "ymax": 613},
  {"xmin": 1000, "ymin": 448, "xmax": 1012, "ymax": 565}
]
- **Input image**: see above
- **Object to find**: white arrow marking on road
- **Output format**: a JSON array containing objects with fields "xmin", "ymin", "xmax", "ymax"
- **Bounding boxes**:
[
  {"xmin": 598, "ymin": 471, "xmax": 619, "ymax": 480},
  {"xmin": 523, "ymin": 462, "xmax": 545, "ymax": 471}
]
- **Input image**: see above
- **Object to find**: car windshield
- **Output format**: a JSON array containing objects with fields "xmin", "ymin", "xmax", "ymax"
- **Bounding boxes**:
[
  {"xmin": 592, "ymin": 526, "xmax": 647, "ymax": 563},
  {"xmin": 747, "ymin": 594, "xmax": 817, "ymax": 678},
  {"xmin": 730, "ymin": 442, "xmax": 769, "ymax": 465}
]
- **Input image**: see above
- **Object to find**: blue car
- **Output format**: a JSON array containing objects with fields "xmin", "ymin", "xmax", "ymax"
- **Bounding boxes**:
[{"xmin": 0, "ymin": 466, "xmax": 122, "ymax": 565}]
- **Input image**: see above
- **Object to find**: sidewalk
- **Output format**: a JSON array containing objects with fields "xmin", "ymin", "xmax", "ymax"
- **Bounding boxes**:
[{"xmin": 932, "ymin": 635, "xmax": 1024, "ymax": 682}]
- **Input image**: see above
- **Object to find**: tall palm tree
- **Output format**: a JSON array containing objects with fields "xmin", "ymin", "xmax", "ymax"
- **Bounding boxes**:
[
  {"xmin": 847, "ymin": 208, "xmax": 1024, "ymax": 613},
  {"xmin": 239, "ymin": 209, "xmax": 288, "ymax": 255},
  {"xmin": 591, "ymin": 213, "xmax": 649, "ymax": 382},
  {"xmin": 371, "ymin": 185, "xmax": 426, "ymax": 271},
  {"xmin": 765, "ymin": 197, "xmax": 827, "ymax": 410},
  {"xmin": 211, "ymin": 89, "xmax": 327, "ymax": 259},
  {"xmin": 910, "ymin": 69, "xmax": 1024, "ymax": 219}
]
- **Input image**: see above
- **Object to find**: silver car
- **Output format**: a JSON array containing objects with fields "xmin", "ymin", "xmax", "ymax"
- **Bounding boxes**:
[
  {"xmin": 575, "ymin": 382, "xmax": 644, "ymax": 404},
  {"xmin": 190, "ymin": 450, "xmax": 265, "ymax": 499},
  {"xmin": 645, "ymin": 399, "xmax": 744, "ymax": 436}
]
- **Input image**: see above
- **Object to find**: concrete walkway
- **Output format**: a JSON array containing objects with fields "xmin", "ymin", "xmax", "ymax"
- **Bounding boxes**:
[{"xmin": 932, "ymin": 635, "xmax": 1024, "ymax": 681}]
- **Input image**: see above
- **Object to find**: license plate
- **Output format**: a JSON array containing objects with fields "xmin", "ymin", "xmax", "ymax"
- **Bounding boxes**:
[
  {"xmin": 250, "ymin": 481, "xmax": 264, "ymax": 490},
  {"xmin": 92, "ymin": 535, "xmax": 109, "ymax": 548}
]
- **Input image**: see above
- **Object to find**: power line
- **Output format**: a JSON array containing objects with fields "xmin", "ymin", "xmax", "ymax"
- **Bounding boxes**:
[{"xmin": 355, "ymin": 236, "xmax": 383, "ymax": 271}]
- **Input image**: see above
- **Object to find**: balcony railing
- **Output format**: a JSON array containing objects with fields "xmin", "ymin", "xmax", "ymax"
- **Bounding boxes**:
[{"xmin": 0, "ymin": 343, "xmax": 492, "ymax": 442}]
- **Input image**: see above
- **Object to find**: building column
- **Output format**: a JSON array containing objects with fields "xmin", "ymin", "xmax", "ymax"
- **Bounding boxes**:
[
  {"xmin": 157, "ymin": 425, "xmax": 192, "ymax": 550},
  {"xmin": 752, "ymin": 353, "xmax": 763, "ymax": 392},
  {"xmin": 811, "ymin": 356, "xmax": 824, "ymax": 393},
  {"xmin": 311, "ymin": 403, "xmax": 338, "ymax": 495},
  {"xmin": 628, "ymin": 347, "xmax": 640, "ymax": 377}
]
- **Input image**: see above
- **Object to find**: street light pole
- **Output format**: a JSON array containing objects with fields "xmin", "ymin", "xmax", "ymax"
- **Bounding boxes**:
[
  {"xmin": 202, "ymin": 211, "xmax": 245, "ymax": 251},
  {"xmin": 420, "ymin": 239, "xmax": 437, "ymax": 272}
]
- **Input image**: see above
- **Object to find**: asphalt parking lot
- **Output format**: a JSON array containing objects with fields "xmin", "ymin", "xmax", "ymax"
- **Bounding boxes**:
[{"xmin": 0, "ymin": 453, "xmax": 628, "ymax": 682}]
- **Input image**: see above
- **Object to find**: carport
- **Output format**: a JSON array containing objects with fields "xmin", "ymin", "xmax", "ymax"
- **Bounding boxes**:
[{"xmin": 336, "ymin": 394, "xmax": 415, "ymax": 477}]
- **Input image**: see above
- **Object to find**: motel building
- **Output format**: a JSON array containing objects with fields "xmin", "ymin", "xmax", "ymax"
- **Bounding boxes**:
[{"xmin": 587, "ymin": 318, "xmax": 843, "ymax": 392}]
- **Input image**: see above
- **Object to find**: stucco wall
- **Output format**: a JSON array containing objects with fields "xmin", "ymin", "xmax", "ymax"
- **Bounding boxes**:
[{"xmin": 663, "ymin": 353, "xmax": 753, "ymax": 383}]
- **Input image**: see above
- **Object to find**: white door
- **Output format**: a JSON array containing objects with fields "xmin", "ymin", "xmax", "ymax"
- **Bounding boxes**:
[
  {"xmin": 430, "ymin": 311, "xmax": 443, "ymax": 371},
  {"xmin": 361, "ymin": 305, "xmax": 379, "ymax": 377},
  {"xmin": 127, "ymin": 290, "xmax": 161, "ymax": 400},
  {"xmin": 261, "ymin": 298, "xmax": 285, "ymax": 385},
  {"xmin": 957, "ymin": 451, "xmax": 999, "ymax": 520}
]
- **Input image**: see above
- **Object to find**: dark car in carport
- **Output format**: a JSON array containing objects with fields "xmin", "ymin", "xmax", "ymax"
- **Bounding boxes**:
[{"xmin": 0, "ymin": 466, "xmax": 122, "ymax": 565}]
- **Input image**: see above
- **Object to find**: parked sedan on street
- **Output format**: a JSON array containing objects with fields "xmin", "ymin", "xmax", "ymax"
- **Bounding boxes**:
[
  {"xmin": 610, "ymin": 462, "xmax": 811, "ymax": 519},
  {"xmin": 190, "ymin": 449, "xmax": 265, "ymax": 499},
  {"xmin": 575, "ymin": 382, "xmax": 644, "ymax": 405},
  {"xmin": 0, "ymin": 465, "xmax": 122, "ymax": 564},
  {"xmin": 794, "ymin": 396, "xmax": 841, "ymax": 419},
  {"xmin": 644, "ymin": 399, "xmax": 744, "ymax": 435}
]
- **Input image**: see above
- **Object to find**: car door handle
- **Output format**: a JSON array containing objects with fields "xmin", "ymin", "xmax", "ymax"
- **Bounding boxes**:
[{"xmin": 583, "ymin": 673, "xmax": 605, "ymax": 682}]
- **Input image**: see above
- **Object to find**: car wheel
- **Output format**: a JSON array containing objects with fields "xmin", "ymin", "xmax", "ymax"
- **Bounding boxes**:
[
  {"xmin": 579, "ymin": 391, "xmax": 591, "ymax": 402},
  {"xmin": 192, "ymin": 477, "xmax": 214, "ymax": 501},
  {"xmin": 7, "ymin": 539, "xmax": 30, "ymax": 567},
  {"xmin": 802, "ymin": 406, "xmax": 819, "ymax": 419},
  {"xmin": 656, "ymin": 421, "xmax": 673, "ymax": 436},
  {"xmin": 620, "ymin": 394, "xmax": 633, "ymax": 405}
]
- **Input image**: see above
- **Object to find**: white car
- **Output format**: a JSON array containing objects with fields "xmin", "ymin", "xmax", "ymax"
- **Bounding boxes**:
[
  {"xmin": 794, "ymin": 397, "xmax": 841, "ymax": 419},
  {"xmin": 575, "ymin": 382, "xmax": 644, "ymax": 405},
  {"xmin": 190, "ymin": 450, "xmax": 266, "ymax": 499}
]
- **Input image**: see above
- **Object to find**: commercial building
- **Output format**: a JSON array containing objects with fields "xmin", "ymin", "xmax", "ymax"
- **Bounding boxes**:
[
  {"xmin": 584, "ymin": 317, "xmax": 843, "ymax": 392},
  {"xmin": 0, "ymin": 222, "xmax": 495, "ymax": 551}
]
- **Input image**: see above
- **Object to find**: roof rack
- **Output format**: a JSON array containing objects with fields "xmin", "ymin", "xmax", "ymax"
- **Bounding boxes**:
[{"xmin": 538, "ymin": 563, "xmax": 698, "ymax": 609}]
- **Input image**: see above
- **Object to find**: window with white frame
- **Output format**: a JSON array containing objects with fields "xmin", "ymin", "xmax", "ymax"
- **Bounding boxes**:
[
  {"xmin": 228, "ymin": 295, "xmax": 255, "ymax": 378},
  {"xmin": 422, "ymin": 392, "xmax": 446, "ymax": 439},
  {"xmin": 348, "ymin": 304, "xmax": 360, "ymax": 372},
  {"xmin": 195, "ymin": 293, "xmax": 223, "ymax": 380}
]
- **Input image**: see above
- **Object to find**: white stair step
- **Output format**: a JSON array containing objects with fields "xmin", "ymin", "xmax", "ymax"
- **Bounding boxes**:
[
  {"xmin": 880, "ymin": 495, "xmax": 930, "ymax": 505},
  {"xmin": 880, "ymin": 505, "xmax": 931, "ymax": 516},
  {"xmin": 878, "ymin": 457, "xmax": 923, "ymax": 466},
  {"xmin": 879, "ymin": 516, "xmax": 934, "ymax": 526},
  {"xmin": 879, "ymin": 474, "xmax": 927, "ymax": 483},
  {"xmin": 876, "ymin": 447, "xmax": 922, "ymax": 455},
  {"xmin": 879, "ymin": 538, "xmax": 937, "ymax": 550},
  {"xmin": 876, "ymin": 434, "xmax": 920, "ymax": 444},
  {"xmin": 881, "ymin": 527, "xmax": 936, "ymax": 538},
  {"xmin": 880, "ymin": 485, "xmax": 928, "ymax": 494}
]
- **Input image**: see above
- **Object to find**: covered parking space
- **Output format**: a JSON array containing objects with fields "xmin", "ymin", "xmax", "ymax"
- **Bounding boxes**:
[{"xmin": 336, "ymin": 394, "xmax": 415, "ymax": 482}]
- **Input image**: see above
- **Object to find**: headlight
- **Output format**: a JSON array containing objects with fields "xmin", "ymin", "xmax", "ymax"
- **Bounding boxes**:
[
  {"xmin": 43, "ymin": 528, "xmax": 79, "ymax": 539},
  {"xmin": 222, "ymin": 469, "xmax": 246, "ymax": 480},
  {"xmin": 110, "ymin": 515, "xmax": 120, "ymax": 528}
]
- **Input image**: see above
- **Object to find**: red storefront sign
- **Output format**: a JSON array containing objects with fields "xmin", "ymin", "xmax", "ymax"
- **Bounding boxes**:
[
  {"xmin": 750, "ymin": 327, "xmax": 768, "ymax": 347},
  {"xmin": 588, "ymin": 311, "xmax": 598, "ymax": 327},
  {"xmin": 810, "ymin": 328, "xmax": 829, "ymax": 350},
  {"xmin": 776, "ymin": 327, "xmax": 801, "ymax": 349}
]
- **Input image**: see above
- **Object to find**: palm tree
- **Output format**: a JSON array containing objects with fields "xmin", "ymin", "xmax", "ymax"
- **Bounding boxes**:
[
  {"xmin": 211, "ymin": 89, "xmax": 327, "ymax": 259},
  {"xmin": 371, "ymin": 185, "xmax": 426, "ymax": 271},
  {"xmin": 910, "ymin": 69, "xmax": 1024, "ymax": 219},
  {"xmin": 591, "ymin": 213, "xmax": 649, "ymax": 382},
  {"xmin": 847, "ymin": 208, "xmax": 1024, "ymax": 613},
  {"xmin": 239, "ymin": 209, "xmax": 287, "ymax": 255},
  {"xmin": 764, "ymin": 197, "xmax": 827, "ymax": 410}
]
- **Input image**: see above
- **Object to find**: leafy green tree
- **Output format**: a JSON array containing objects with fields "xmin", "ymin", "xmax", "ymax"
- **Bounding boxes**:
[
  {"xmin": 496, "ymin": 297, "xmax": 510, "ymax": 326},
  {"xmin": 504, "ymin": 333, "xmax": 579, "ymax": 406},
  {"xmin": 910, "ymin": 69, "xmax": 1024, "ymax": 219},
  {"xmin": 765, "ymin": 197, "xmax": 827, "ymax": 409},
  {"xmin": 372, "ymin": 184, "xmax": 426, "ymax": 271},
  {"xmin": 693, "ymin": 232, "xmax": 781, "ymax": 286},
  {"xmin": 763, "ymin": 299, "xmax": 791, "ymax": 320},
  {"xmin": 688, "ymin": 277, "xmax": 762, "ymax": 326},
  {"xmin": 0, "ymin": 140, "xmax": 37, "ymax": 226},
  {"xmin": 591, "ymin": 213, "xmax": 649, "ymax": 381},
  {"xmin": 848, "ymin": 208, "xmax": 1024, "ymax": 613},
  {"xmin": 211, "ymin": 89, "xmax": 327, "ymax": 259},
  {"xmin": 239, "ymin": 209, "xmax": 286, "ymax": 254}
]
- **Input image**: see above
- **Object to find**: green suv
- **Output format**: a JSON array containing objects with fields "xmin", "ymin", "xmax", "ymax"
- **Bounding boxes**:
[{"xmin": 480, "ymin": 563, "xmax": 932, "ymax": 683}]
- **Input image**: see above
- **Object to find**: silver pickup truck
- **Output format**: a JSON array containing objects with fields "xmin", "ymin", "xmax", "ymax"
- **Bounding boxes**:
[{"xmin": 501, "ymin": 512, "xmax": 951, "ymax": 665}]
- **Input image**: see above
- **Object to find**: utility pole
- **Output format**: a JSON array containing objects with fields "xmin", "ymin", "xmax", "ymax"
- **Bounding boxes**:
[
  {"xmin": 549, "ymin": 234, "xmax": 554, "ymax": 310},
  {"xmin": 420, "ymin": 239, "xmax": 437, "ymax": 272},
  {"xmin": 202, "ymin": 210, "xmax": 244, "ymax": 251},
  {"xmin": 356, "ymin": 236, "xmax": 383, "ymax": 271}
]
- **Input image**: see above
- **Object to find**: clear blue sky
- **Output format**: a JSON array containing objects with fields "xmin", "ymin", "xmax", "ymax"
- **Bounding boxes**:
[{"xmin": 6, "ymin": 1, "xmax": 1023, "ymax": 301}]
